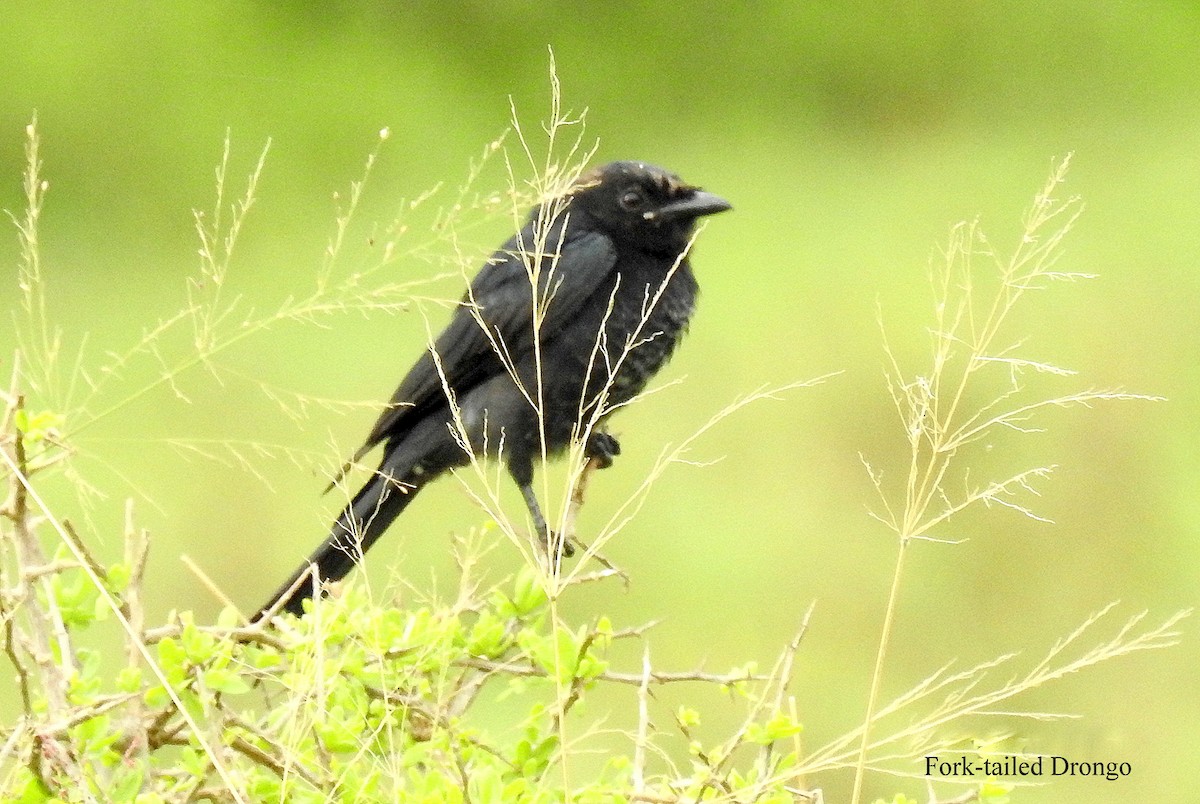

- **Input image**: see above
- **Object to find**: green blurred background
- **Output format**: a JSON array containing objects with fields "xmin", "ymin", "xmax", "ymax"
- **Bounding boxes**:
[{"xmin": 2, "ymin": 2, "xmax": 1197, "ymax": 800}]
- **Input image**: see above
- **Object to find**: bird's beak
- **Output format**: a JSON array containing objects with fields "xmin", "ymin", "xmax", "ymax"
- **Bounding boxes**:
[{"xmin": 644, "ymin": 190, "xmax": 732, "ymax": 222}]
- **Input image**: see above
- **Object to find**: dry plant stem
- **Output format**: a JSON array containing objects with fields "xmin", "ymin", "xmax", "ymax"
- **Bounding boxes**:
[
  {"xmin": 180, "ymin": 553, "xmax": 241, "ymax": 611},
  {"xmin": 0, "ymin": 432, "xmax": 249, "ymax": 802},
  {"xmin": 455, "ymin": 655, "xmax": 765, "ymax": 686},
  {"xmin": 0, "ymin": 366, "xmax": 36, "ymax": 760},
  {"xmin": 629, "ymin": 794, "xmax": 678, "ymax": 804},
  {"xmin": 190, "ymin": 133, "xmax": 271, "ymax": 357},
  {"xmin": 118, "ymin": 500, "xmax": 152, "ymax": 764},
  {"xmin": 844, "ymin": 157, "xmax": 1174, "ymax": 803},
  {"xmin": 850, "ymin": 170, "xmax": 1077, "ymax": 804},
  {"xmin": 2, "ymin": 391, "xmax": 83, "ymax": 792},
  {"xmin": 557, "ymin": 454, "xmax": 629, "ymax": 582},
  {"xmin": 362, "ymin": 683, "xmax": 516, "ymax": 772},
  {"xmin": 66, "ymin": 125, "xmax": 429, "ymax": 444},
  {"xmin": 850, "ymin": 541, "xmax": 907, "ymax": 802},
  {"xmin": 758, "ymin": 603, "xmax": 816, "ymax": 779},
  {"xmin": 633, "ymin": 645, "xmax": 652, "ymax": 796},
  {"xmin": 226, "ymin": 715, "xmax": 326, "ymax": 789},
  {"xmin": 690, "ymin": 609, "xmax": 815, "ymax": 798},
  {"xmin": 12, "ymin": 117, "xmax": 60, "ymax": 406},
  {"xmin": 6, "ymin": 397, "xmax": 73, "ymax": 720},
  {"xmin": 560, "ymin": 455, "xmax": 600, "ymax": 560},
  {"xmin": 433, "ymin": 85, "xmax": 609, "ymax": 793},
  {"xmin": 796, "ymin": 605, "xmax": 1188, "ymax": 780}
]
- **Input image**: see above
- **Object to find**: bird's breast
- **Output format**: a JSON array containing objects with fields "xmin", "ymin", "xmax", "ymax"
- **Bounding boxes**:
[{"xmin": 571, "ymin": 262, "xmax": 697, "ymax": 410}]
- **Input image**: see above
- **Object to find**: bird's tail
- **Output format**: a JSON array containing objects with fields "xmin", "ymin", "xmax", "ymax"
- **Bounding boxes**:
[{"xmin": 254, "ymin": 467, "xmax": 424, "ymax": 620}]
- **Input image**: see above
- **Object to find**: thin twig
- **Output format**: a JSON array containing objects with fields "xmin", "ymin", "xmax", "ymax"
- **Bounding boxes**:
[{"xmin": 455, "ymin": 655, "xmax": 766, "ymax": 686}]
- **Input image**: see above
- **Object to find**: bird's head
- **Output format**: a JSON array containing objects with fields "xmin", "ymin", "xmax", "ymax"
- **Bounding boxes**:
[{"xmin": 568, "ymin": 161, "xmax": 731, "ymax": 256}]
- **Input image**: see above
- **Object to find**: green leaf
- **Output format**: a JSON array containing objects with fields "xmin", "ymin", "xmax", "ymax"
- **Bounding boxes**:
[
  {"xmin": 511, "ymin": 566, "xmax": 548, "ymax": 616},
  {"xmin": 108, "ymin": 766, "xmax": 144, "ymax": 803},
  {"xmin": 50, "ymin": 572, "xmax": 95, "ymax": 628},
  {"xmin": 746, "ymin": 711, "xmax": 803, "ymax": 745},
  {"xmin": 14, "ymin": 409, "xmax": 64, "ymax": 442},
  {"xmin": 521, "ymin": 627, "xmax": 584, "ymax": 684},
  {"xmin": 593, "ymin": 616, "xmax": 614, "ymax": 650},
  {"xmin": 203, "ymin": 667, "xmax": 251, "ymax": 695},
  {"xmin": 116, "ymin": 666, "xmax": 143, "ymax": 693},
  {"xmin": 216, "ymin": 605, "xmax": 241, "ymax": 629},
  {"xmin": 676, "ymin": 706, "xmax": 701, "ymax": 728},
  {"xmin": 315, "ymin": 705, "xmax": 364, "ymax": 754},
  {"xmin": 105, "ymin": 562, "xmax": 131, "ymax": 593},
  {"xmin": 467, "ymin": 611, "xmax": 508, "ymax": 657},
  {"xmin": 9, "ymin": 765, "xmax": 53, "ymax": 803},
  {"xmin": 468, "ymin": 765, "xmax": 503, "ymax": 804},
  {"xmin": 143, "ymin": 684, "xmax": 169, "ymax": 709},
  {"xmin": 246, "ymin": 644, "xmax": 282, "ymax": 670},
  {"xmin": 155, "ymin": 637, "xmax": 188, "ymax": 685},
  {"xmin": 179, "ymin": 620, "xmax": 216, "ymax": 663},
  {"xmin": 576, "ymin": 650, "xmax": 608, "ymax": 681},
  {"xmin": 179, "ymin": 747, "xmax": 209, "ymax": 779},
  {"xmin": 980, "ymin": 781, "xmax": 1012, "ymax": 804}
]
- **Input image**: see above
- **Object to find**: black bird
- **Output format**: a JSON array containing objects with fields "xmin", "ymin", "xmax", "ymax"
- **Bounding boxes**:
[{"xmin": 257, "ymin": 161, "xmax": 730, "ymax": 619}]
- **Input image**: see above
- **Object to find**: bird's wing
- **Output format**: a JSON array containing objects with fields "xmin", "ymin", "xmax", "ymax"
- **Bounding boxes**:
[{"xmin": 354, "ymin": 213, "xmax": 619, "ymax": 458}]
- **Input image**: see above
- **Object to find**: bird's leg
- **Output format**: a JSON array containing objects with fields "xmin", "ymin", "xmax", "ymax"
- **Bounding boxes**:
[
  {"xmin": 518, "ymin": 482, "xmax": 576, "ymax": 561},
  {"xmin": 584, "ymin": 430, "xmax": 621, "ymax": 469}
]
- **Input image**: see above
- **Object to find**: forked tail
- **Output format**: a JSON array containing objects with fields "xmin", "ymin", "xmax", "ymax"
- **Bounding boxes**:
[{"xmin": 254, "ymin": 467, "xmax": 423, "ymax": 620}]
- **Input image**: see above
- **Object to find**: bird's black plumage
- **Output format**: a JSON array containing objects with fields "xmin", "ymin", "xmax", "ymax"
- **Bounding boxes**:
[{"xmin": 257, "ymin": 161, "xmax": 730, "ymax": 619}]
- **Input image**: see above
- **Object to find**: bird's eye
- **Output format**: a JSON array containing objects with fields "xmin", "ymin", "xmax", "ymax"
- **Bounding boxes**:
[{"xmin": 619, "ymin": 190, "xmax": 644, "ymax": 210}]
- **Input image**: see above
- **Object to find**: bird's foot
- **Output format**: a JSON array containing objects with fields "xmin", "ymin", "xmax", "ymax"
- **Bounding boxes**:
[
  {"xmin": 584, "ymin": 431, "xmax": 621, "ymax": 469},
  {"xmin": 543, "ymin": 527, "xmax": 576, "ymax": 560}
]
